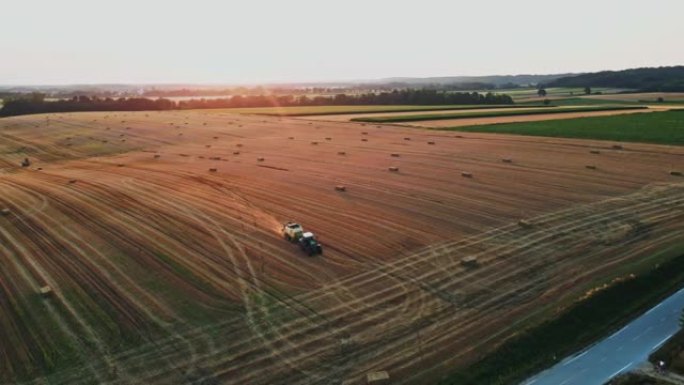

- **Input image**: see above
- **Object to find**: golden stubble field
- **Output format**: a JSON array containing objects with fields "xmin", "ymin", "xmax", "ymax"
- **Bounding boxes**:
[{"xmin": 0, "ymin": 110, "xmax": 683, "ymax": 384}]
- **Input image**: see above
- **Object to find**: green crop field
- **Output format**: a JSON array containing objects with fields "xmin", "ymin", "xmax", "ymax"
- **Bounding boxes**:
[
  {"xmin": 446, "ymin": 110, "xmax": 684, "ymax": 145},
  {"xmin": 350, "ymin": 105, "xmax": 645, "ymax": 123}
]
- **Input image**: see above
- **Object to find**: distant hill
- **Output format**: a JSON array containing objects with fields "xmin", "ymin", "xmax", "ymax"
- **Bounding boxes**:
[
  {"xmin": 372, "ymin": 74, "xmax": 574, "ymax": 87},
  {"xmin": 545, "ymin": 66, "xmax": 684, "ymax": 91}
]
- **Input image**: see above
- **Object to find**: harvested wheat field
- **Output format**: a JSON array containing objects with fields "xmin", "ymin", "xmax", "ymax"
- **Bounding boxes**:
[{"xmin": 1, "ymin": 110, "xmax": 683, "ymax": 384}]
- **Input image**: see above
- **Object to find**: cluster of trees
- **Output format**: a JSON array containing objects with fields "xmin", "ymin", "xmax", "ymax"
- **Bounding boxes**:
[
  {"xmin": 0, "ymin": 95, "xmax": 176, "ymax": 117},
  {"xmin": 545, "ymin": 66, "xmax": 684, "ymax": 92},
  {"xmin": 0, "ymin": 90, "xmax": 513, "ymax": 117},
  {"xmin": 536, "ymin": 86, "xmax": 591, "ymax": 97}
]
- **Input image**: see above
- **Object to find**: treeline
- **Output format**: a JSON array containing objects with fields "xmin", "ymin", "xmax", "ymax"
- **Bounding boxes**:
[
  {"xmin": 0, "ymin": 96, "xmax": 176, "ymax": 117},
  {"xmin": 0, "ymin": 90, "xmax": 513, "ymax": 117},
  {"xmin": 546, "ymin": 66, "xmax": 684, "ymax": 92}
]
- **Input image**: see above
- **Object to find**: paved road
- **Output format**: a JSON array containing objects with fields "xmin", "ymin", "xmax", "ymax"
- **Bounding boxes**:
[{"xmin": 522, "ymin": 287, "xmax": 684, "ymax": 385}]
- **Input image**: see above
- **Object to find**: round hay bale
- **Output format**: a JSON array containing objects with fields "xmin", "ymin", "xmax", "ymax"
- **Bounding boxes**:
[
  {"xmin": 670, "ymin": 170, "xmax": 682, "ymax": 176},
  {"xmin": 257, "ymin": 157, "xmax": 265, "ymax": 162},
  {"xmin": 1, "ymin": 208, "xmax": 10, "ymax": 216},
  {"xmin": 154, "ymin": 154, "xmax": 161, "ymax": 158},
  {"xmin": 39, "ymin": 286, "xmax": 53, "ymax": 297},
  {"xmin": 288, "ymin": 136, "xmax": 295, "ymax": 140},
  {"xmin": 518, "ymin": 219, "xmax": 533, "ymax": 228},
  {"xmin": 236, "ymin": 144, "xmax": 243, "ymax": 147},
  {"xmin": 388, "ymin": 167, "xmax": 399, "ymax": 172},
  {"xmin": 391, "ymin": 153, "xmax": 400, "ymax": 157},
  {"xmin": 311, "ymin": 141, "xmax": 318, "ymax": 145},
  {"xmin": 361, "ymin": 138, "xmax": 368, "ymax": 142},
  {"xmin": 585, "ymin": 165, "xmax": 597, "ymax": 170},
  {"xmin": 612, "ymin": 144, "xmax": 623, "ymax": 150},
  {"xmin": 335, "ymin": 185, "xmax": 346, "ymax": 192},
  {"xmin": 338, "ymin": 151, "xmax": 346, "ymax": 155},
  {"xmin": 590, "ymin": 150, "xmax": 601, "ymax": 154},
  {"xmin": 68, "ymin": 179, "xmax": 77, "ymax": 184},
  {"xmin": 362, "ymin": 132, "xmax": 368, "ymax": 135},
  {"xmin": 502, "ymin": 158, "xmax": 512, "ymax": 163},
  {"xmin": 325, "ymin": 137, "xmax": 332, "ymax": 141},
  {"xmin": 404, "ymin": 137, "xmax": 411, "ymax": 141},
  {"xmin": 461, "ymin": 171, "xmax": 473, "ymax": 178},
  {"xmin": 427, "ymin": 141, "xmax": 435, "ymax": 145},
  {"xmin": 209, "ymin": 168, "xmax": 217, "ymax": 172},
  {"xmin": 233, "ymin": 151, "xmax": 240, "ymax": 155}
]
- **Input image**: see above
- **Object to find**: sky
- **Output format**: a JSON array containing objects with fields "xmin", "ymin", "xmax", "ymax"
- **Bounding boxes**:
[{"xmin": 1, "ymin": 0, "xmax": 683, "ymax": 85}]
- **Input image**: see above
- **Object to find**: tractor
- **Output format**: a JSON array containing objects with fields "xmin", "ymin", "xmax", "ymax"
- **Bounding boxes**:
[
  {"xmin": 298, "ymin": 232, "xmax": 323, "ymax": 256},
  {"xmin": 282, "ymin": 222, "xmax": 323, "ymax": 256}
]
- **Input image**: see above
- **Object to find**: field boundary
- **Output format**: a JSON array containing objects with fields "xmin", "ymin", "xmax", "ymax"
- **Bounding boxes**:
[
  {"xmin": 248, "ymin": 104, "xmax": 542, "ymax": 117},
  {"xmin": 350, "ymin": 106, "xmax": 647, "ymax": 123},
  {"xmin": 440, "ymin": 109, "xmax": 684, "ymax": 145}
]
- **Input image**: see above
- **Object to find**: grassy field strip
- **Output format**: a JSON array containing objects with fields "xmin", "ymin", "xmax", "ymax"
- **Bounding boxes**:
[
  {"xmin": 446, "ymin": 110, "xmax": 684, "ymax": 146},
  {"xmin": 351, "ymin": 105, "xmax": 647, "ymax": 123}
]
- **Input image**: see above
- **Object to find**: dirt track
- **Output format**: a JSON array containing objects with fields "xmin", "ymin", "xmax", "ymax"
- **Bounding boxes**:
[{"xmin": 0, "ymin": 110, "xmax": 683, "ymax": 384}]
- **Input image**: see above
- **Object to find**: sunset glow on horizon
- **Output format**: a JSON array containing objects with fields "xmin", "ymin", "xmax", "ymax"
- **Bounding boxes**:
[{"xmin": 2, "ymin": 0, "xmax": 683, "ymax": 85}]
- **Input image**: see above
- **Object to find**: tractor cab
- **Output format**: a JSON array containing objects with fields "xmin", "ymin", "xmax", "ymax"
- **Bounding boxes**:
[{"xmin": 298, "ymin": 232, "xmax": 323, "ymax": 256}]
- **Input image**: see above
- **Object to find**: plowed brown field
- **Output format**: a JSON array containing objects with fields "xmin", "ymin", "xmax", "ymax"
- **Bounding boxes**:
[{"xmin": 0, "ymin": 110, "xmax": 683, "ymax": 384}]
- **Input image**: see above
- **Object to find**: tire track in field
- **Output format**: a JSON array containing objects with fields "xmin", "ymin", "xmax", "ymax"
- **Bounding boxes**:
[
  {"xmin": 95, "ymin": 182, "xmax": 684, "ymax": 380},
  {"xmin": 42, "ymin": 181, "xmax": 680, "ymax": 384},
  {"xmin": 204, "ymin": 189, "xmax": 684, "ymax": 384}
]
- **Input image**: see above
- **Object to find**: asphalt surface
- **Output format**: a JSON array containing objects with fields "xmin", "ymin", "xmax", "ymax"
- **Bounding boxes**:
[{"xmin": 522, "ymin": 287, "xmax": 684, "ymax": 385}]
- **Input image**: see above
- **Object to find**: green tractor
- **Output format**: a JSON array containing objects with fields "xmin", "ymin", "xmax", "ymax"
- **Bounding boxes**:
[{"xmin": 282, "ymin": 222, "xmax": 323, "ymax": 256}]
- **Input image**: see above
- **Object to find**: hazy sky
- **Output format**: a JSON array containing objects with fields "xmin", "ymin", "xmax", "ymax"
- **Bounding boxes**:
[{"xmin": 2, "ymin": 0, "xmax": 683, "ymax": 85}]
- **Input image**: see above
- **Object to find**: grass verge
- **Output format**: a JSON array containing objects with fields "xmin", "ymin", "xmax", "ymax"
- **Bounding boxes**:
[
  {"xmin": 650, "ymin": 322, "xmax": 684, "ymax": 374},
  {"xmin": 351, "ymin": 105, "xmax": 644, "ymax": 123},
  {"xmin": 446, "ymin": 110, "xmax": 684, "ymax": 146},
  {"xmin": 438, "ymin": 245, "xmax": 684, "ymax": 385},
  {"xmin": 608, "ymin": 372, "xmax": 674, "ymax": 385}
]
